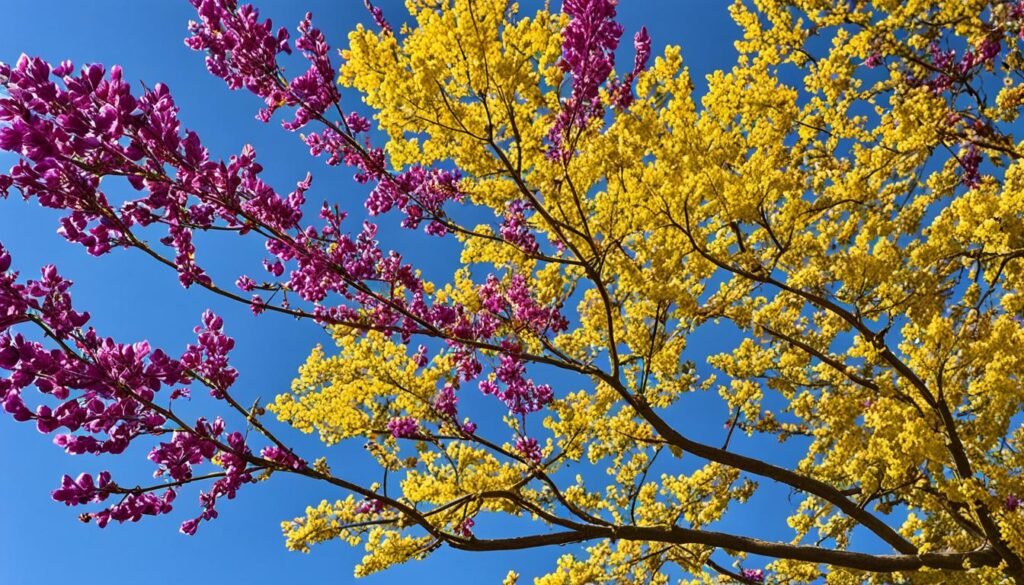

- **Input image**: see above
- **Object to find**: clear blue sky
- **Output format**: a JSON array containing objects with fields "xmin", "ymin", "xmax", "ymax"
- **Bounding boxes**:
[{"xmin": 0, "ymin": 2, "xmax": 803, "ymax": 584}]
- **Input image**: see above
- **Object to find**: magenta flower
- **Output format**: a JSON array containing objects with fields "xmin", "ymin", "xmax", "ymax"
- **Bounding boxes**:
[
  {"xmin": 499, "ymin": 200, "xmax": 539, "ymax": 255},
  {"xmin": 515, "ymin": 436, "xmax": 542, "ymax": 463},
  {"xmin": 52, "ymin": 472, "xmax": 114, "ymax": 506},
  {"xmin": 355, "ymin": 497, "xmax": 384, "ymax": 515},
  {"xmin": 547, "ymin": 0, "xmax": 624, "ymax": 158},
  {"xmin": 1007, "ymin": 494, "xmax": 1022, "ymax": 512},
  {"xmin": 180, "ymin": 310, "xmax": 238, "ymax": 399},
  {"xmin": 363, "ymin": 0, "xmax": 392, "ymax": 34},
  {"xmin": 959, "ymin": 143, "xmax": 982, "ymax": 188},
  {"xmin": 741, "ymin": 568, "xmax": 765, "ymax": 583},
  {"xmin": 386, "ymin": 416, "xmax": 421, "ymax": 439},
  {"xmin": 610, "ymin": 26, "xmax": 652, "ymax": 108},
  {"xmin": 0, "ymin": 242, "xmax": 267, "ymax": 535},
  {"xmin": 434, "ymin": 384, "xmax": 459, "ymax": 418},
  {"xmin": 260, "ymin": 445, "xmax": 306, "ymax": 470},
  {"xmin": 456, "ymin": 517, "xmax": 475, "ymax": 537}
]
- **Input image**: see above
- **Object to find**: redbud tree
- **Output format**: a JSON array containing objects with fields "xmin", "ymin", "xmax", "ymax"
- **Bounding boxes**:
[{"xmin": 3, "ymin": 0, "xmax": 1024, "ymax": 582}]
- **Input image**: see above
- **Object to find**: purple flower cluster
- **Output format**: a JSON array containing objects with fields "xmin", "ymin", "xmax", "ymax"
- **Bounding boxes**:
[
  {"xmin": 1011, "ymin": 1, "xmax": 1024, "ymax": 39},
  {"xmin": 499, "ymin": 200, "xmax": 539, "ymax": 255},
  {"xmin": 305, "ymin": 121, "xmax": 466, "ymax": 238},
  {"xmin": 0, "ymin": 0, "xmax": 582, "ymax": 537},
  {"xmin": 919, "ymin": 36, "xmax": 1002, "ymax": 94},
  {"xmin": 363, "ymin": 0, "xmax": 392, "ymax": 34},
  {"xmin": 456, "ymin": 517, "xmax": 475, "ymax": 537},
  {"xmin": 0, "ymin": 52, "xmax": 463, "ymax": 341},
  {"xmin": 180, "ymin": 310, "xmax": 238, "ymax": 398},
  {"xmin": 185, "ymin": 1, "xmax": 338, "ymax": 129},
  {"xmin": 182, "ymin": 430, "xmax": 253, "ymax": 535},
  {"xmin": 149, "ymin": 424, "xmax": 219, "ymax": 482},
  {"xmin": 478, "ymin": 274, "xmax": 569, "ymax": 336},
  {"xmin": 741, "ymin": 568, "xmax": 765, "ymax": 583},
  {"xmin": 959, "ymin": 143, "xmax": 982, "ymax": 188},
  {"xmin": 386, "ymin": 416, "xmax": 421, "ymax": 439},
  {"xmin": 260, "ymin": 445, "xmax": 306, "ymax": 470},
  {"xmin": 0, "ymin": 55, "xmax": 312, "ymax": 287},
  {"xmin": 470, "ymin": 274, "xmax": 566, "ymax": 453},
  {"xmin": 434, "ymin": 384, "xmax": 459, "ymax": 418},
  {"xmin": 185, "ymin": 0, "xmax": 465, "ymax": 239},
  {"xmin": 514, "ymin": 435, "xmax": 542, "ymax": 463},
  {"xmin": 478, "ymin": 347, "xmax": 555, "ymax": 418},
  {"xmin": 1007, "ymin": 494, "xmax": 1022, "ymax": 512},
  {"xmin": 365, "ymin": 166, "xmax": 463, "ymax": 236},
  {"xmin": 609, "ymin": 27, "xmax": 651, "ymax": 109},
  {"xmin": 547, "ymin": 0, "xmax": 623, "ymax": 159},
  {"xmin": 52, "ymin": 471, "xmax": 114, "ymax": 506},
  {"xmin": 96, "ymin": 491, "xmax": 179, "ymax": 529},
  {"xmin": 53, "ymin": 472, "xmax": 176, "ymax": 528},
  {"xmin": 283, "ymin": 12, "xmax": 341, "ymax": 130},
  {"xmin": 0, "ymin": 241, "xmax": 277, "ymax": 534},
  {"xmin": 355, "ymin": 497, "xmax": 384, "ymax": 515},
  {"xmin": 429, "ymin": 382, "xmax": 477, "ymax": 434},
  {"xmin": 185, "ymin": 0, "xmax": 290, "ymax": 98}
]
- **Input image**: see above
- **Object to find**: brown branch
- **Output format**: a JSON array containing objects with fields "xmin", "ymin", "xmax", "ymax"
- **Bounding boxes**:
[{"xmin": 450, "ymin": 524, "xmax": 998, "ymax": 573}]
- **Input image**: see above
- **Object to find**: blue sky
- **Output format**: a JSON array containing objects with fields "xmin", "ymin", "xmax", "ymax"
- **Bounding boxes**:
[{"xmin": 0, "ymin": 2, "xmax": 811, "ymax": 583}]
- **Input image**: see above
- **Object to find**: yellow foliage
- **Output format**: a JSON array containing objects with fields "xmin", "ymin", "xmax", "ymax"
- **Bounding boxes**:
[{"xmin": 266, "ymin": 0, "xmax": 1024, "ymax": 582}]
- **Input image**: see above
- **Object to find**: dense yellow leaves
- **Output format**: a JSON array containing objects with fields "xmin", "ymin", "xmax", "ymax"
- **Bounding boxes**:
[
  {"xmin": 282, "ymin": 497, "xmax": 364, "ymax": 553},
  {"xmin": 271, "ymin": 330, "xmax": 452, "ymax": 444}
]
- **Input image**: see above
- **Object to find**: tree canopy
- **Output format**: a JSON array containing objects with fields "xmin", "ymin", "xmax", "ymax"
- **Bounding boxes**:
[{"xmin": 3, "ymin": 0, "xmax": 1024, "ymax": 582}]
